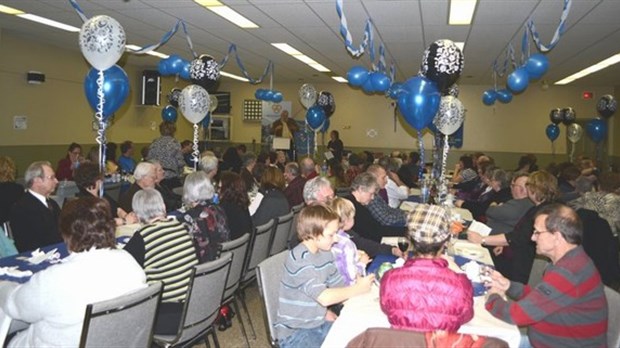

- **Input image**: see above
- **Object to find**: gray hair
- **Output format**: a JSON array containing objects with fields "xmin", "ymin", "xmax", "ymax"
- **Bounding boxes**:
[
  {"xmin": 132, "ymin": 188, "xmax": 166, "ymax": 222},
  {"xmin": 285, "ymin": 162, "xmax": 300, "ymax": 177},
  {"xmin": 183, "ymin": 171, "xmax": 215, "ymax": 205},
  {"xmin": 200, "ymin": 154, "xmax": 218, "ymax": 175},
  {"xmin": 490, "ymin": 169, "xmax": 510, "ymax": 189},
  {"xmin": 303, "ymin": 177, "xmax": 332, "ymax": 203},
  {"xmin": 25, "ymin": 161, "xmax": 52, "ymax": 188},
  {"xmin": 241, "ymin": 152, "xmax": 257, "ymax": 167},
  {"xmin": 575, "ymin": 176, "xmax": 594, "ymax": 194},
  {"xmin": 300, "ymin": 157, "xmax": 315, "ymax": 175},
  {"xmin": 134, "ymin": 162, "xmax": 155, "ymax": 181},
  {"xmin": 536, "ymin": 203, "xmax": 582, "ymax": 245},
  {"xmin": 351, "ymin": 172, "xmax": 379, "ymax": 192}
]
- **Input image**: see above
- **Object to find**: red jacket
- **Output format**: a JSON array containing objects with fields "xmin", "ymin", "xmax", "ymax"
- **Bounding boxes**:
[{"xmin": 380, "ymin": 257, "xmax": 474, "ymax": 332}]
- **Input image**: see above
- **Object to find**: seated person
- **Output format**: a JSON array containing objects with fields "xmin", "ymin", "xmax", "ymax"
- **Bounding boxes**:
[
  {"xmin": 56, "ymin": 142, "xmax": 82, "ymax": 181},
  {"xmin": 0, "ymin": 156, "xmax": 24, "ymax": 225},
  {"xmin": 485, "ymin": 204, "xmax": 608, "ymax": 347},
  {"xmin": 118, "ymin": 162, "xmax": 156, "ymax": 213},
  {"xmin": 380, "ymin": 204, "xmax": 473, "ymax": 332},
  {"xmin": 149, "ymin": 160, "xmax": 182, "ymax": 212},
  {"xmin": 171, "ymin": 171, "xmax": 230, "ymax": 263},
  {"xmin": 456, "ymin": 168, "xmax": 512, "ymax": 221},
  {"xmin": 451, "ymin": 155, "xmax": 479, "ymax": 200},
  {"xmin": 365, "ymin": 165, "xmax": 407, "ymax": 227},
  {"xmin": 124, "ymin": 189, "xmax": 199, "ymax": 335},
  {"xmin": 283, "ymin": 162, "xmax": 306, "ymax": 207},
  {"xmin": 118, "ymin": 140, "xmax": 137, "ymax": 174},
  {"xmin": 329, "ymin": 197, "xmax": 371, "ymax": 286},
  {"xmin": 0, "ymin": 197, "xmax": 145, "ymax": 347},
  {"xmin": 275, "ymin": 205, "xmax": 374, "ymax": 348},
  {"xmin": 252, "ymin": 166, "xmax": 290, "ymax": 226}
]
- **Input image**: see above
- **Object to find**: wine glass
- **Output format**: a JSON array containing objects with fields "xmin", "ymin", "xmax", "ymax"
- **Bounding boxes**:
[{"xmin": 397, "ymin": 237, "xmax": 409, "ymax": 258}]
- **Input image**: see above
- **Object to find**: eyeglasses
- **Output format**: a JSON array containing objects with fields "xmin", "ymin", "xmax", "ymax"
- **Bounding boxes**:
[
  {"xmin": 42, "ymin": 175, "xmax": 56, "ymax": 181},
  {"xmin": 532, "ymin": 229, "xmax": 553, "ymax": 236}
]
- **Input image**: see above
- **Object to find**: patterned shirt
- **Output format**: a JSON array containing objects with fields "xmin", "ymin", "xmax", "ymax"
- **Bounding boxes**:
[
  {"xmin": 367, "ymin": 194, "xmax": 407, "ymax": 227},
  {"xmin": 331, "ymin": 230, "xmax": 365, "ymax": 286},
  {"xmin": 148, "ymin": 136, "xmax": 185, "ymax": 179},
  {"xmin": 570, "ymin": 191, "xmax": 620, "ymax": 236}
]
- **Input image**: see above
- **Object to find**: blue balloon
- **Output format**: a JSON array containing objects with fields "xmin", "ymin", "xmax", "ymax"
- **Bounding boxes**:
[
  {"xmin": 347, "ymin": 66, "xmax": 369, "ymax": 87},
  {"xmin": 397, "ymin": 76, "xmax": 441, "ymax": 131},
  {"xmin": 507, "ymin": 67, "xmax": 529, "ymax": 93},
  {"xmin": 264, "ymin": 90, "xmax": 275, "ymax": 101},
  {"xmin": 362, "ymin": 78, "xmax": 375, "ymax": 94},
  {"xmin": 496, "ymin": 89, "xmax": 513, "ymax": 104},
  {"xmin": 320, "ymin": 118, "xmax": 330, "ymax": 133},
  {"xmin": 201, "ymin": 112, "xmax": 211, "ymax": 128},
  {"xmin": 272, "ymin": 91, "xmax": 283, "ymax": 103},
  {"xmin": 84, "ymin": 65, "xmax": 130, "ymax": 120},
  {"xmin": 427, "ymin": 122, "xmax": 439, "ymax": 134},
  {"xmin": 370, "ymin": 72, "xmax": 390, "ymax": 93},
  {"xmin": 161, "ymin": 105, "xmax": 177, "ymax": 122},
  {"xmin": 306, "ymin": 105, "xmax": 326, "ymax": 130},
  {"xmin": 525, "ymin": 53, "xmax": 549, "ymax": 80},
  {"xmin": 158, "ymin": 58, "xmax": 172, "ymax": 76},
  {"xmin": 586, "ymin": 118, "xmax": 607, "ymax": 143},
  {"xmin": 451, "ymin": 124, "xmax": 464, "ymax": 148},
  {"xmin": 482, "ymin": 89, "xmax": 497, "ymax": 106},
  {"xmin": 179, "ymin": 59, "xmax": 191, "ymax": 80},
  {"xmin": 387, "ymin": 82, "xmax": 404, "ymax": 100},
  {"xmin": 545, "ymin": 123, "xmax": 560, "ymax": 142},
  {"xmin": 255, "ymin": 89, "xmax": 266, "ymax": 100},
  {"xmin": 168, "ymin": 54, "xmax": 185, "ymax": 73}
]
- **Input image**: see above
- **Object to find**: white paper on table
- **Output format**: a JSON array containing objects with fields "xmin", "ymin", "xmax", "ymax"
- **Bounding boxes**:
[
  {"xmin": 0, "ymin": 266, "xmax": 33, "ymax": 278},
  {"xmin": 17, "ymin": 248, "xmax": 61, "ymax": 265},
  {"xmin": 399, "ymin": 201, "xmax": 417, "ymax": 212},
  {"xmin": 380, "ymin": 237, "xmax": 399, "ymax": 246},
  {"xmin": 468, "ymin": 220, "xmax": 492, "ymax": 236},
  {"xmin": 248, "ymin": 192, "xmax": 264, "ymax": 216}
]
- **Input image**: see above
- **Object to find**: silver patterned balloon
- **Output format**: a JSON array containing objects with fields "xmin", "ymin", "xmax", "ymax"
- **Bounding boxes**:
[
  {"xmin": 567, "ymin": 123, "xmax": 583, "ymax": 144},
  {"xmin": 208, "ymin": 94, "xmax": 218, "ymax": 113},
  {"xmin": 79, "ymin": 15, "xmax": 126, "ymax": 71},
  {"xmin": 178, "ymin": 85, "xmax": 210, "ymax": 124},
  {"xmin": 432, "ymin": 96, "xmax": 465, "ymax": 135},
  {"xmin": 299, "ymin": 83, "xmax": 317, "ymax": 109}
]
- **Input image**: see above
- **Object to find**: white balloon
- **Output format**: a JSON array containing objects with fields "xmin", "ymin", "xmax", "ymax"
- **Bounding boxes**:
[
  {"xmin": 567, "ymin": 123, "xmax": 583, "ymax": 143},
  {"xmin": 79, "ymin": 15, "xmax": 126, "ymax": 71},
  {"xmin": 208, "ymin": 94, "xmax": 218, "ymax": 113},
  {"xmin": 433, "ymin": 96, "xmax": 465, "ymax": 135},
  {"xmin": 299, "ymin": 83, "xmax": 317, "ymax": 109},
  {"xmin": 179, "ymin": 85, "xmax": 210, "ymax": 124}
]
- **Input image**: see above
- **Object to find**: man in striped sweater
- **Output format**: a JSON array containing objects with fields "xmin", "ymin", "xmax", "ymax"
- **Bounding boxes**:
[{"xmin": 485, "ymin": 203, "xmax": 608, "ymax": 347}]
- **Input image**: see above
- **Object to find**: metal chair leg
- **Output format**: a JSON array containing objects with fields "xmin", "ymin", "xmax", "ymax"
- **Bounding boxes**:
[
  {"xmin": 232, "ymin": 297, "xmax": 251, "ymax": 347},
  {"xmin": 211, "ymin": 328, "xmax": 220, "ymax": 348},
  {"xmin": 237, "ymin": 289, "xmax": 256, "ymax": 339}
]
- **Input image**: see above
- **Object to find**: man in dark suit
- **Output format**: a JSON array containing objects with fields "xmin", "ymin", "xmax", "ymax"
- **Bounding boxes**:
[{"xmin": 9, "ymin": 161, "xmax": 63, "ymax": 252}]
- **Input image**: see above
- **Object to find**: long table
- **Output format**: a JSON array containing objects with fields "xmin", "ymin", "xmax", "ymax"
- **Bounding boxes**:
[{"xmin": 321, "ymin": 241, "xmax": 521, "ymax": 347}]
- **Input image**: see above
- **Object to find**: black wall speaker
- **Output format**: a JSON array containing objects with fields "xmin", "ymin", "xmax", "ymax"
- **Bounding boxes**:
[
  {"xmin": 27, "ymin": 71, "xmax": 45, "ymax": 84},
  {"xmin": 141, "ymin": 70, "xmax": 161, "ymax": 105}
]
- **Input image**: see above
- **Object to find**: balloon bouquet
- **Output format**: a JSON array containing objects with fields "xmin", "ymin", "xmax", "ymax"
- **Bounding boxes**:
[
  {"xmin": 545, "ymin": 108, "xmax": 561, "ymax": 156},
  {"xmin": 79, "ymin": 15, "xmax": 129, "ymax": 194},
  {"xmin": 586, "ymin": 94, "xmax": 616, "ymax": 164},
  {"xmin": 299, "ymin": 84, "xmax": 336, "ymax": 156}
]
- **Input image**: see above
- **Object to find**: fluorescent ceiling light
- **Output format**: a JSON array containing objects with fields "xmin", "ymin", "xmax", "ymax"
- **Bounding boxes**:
[
  {"xmin": 0, "ymin": 4, "xmax": 24, "ymax": 15},
  {"xmin": 195, "ymin": 1, "xmax": 258, "ymax": 29},
  {"xmin": 271, "ymin": 43, "xmax": 302, "ymax": 56},
  {"xmin": 449, "ymin": 0, "xmax": 477, "ymax": 25},
  {"xmin": 220, "ymin": 71, "xmax": 249, "ymax": 82},
  {"xmin": 308, "ymin": 63, "xmax": 330, "ymax": 72},
  {"xmin": 17, "ymin": 13, "xmax": 80, "ymax": 32},
  {"xmin": 332, "ymin": 76, "xmax": 348, "ymax": 83},
  {"xmin": 272, "ymin": 43, "xmax": 331, "ymax": 73},
  {"xmin": 292, "ymin": 55, "xmax": 318, "ymax": 65},
  {"xmin": 555, "ymin": 53, "xmax": 620, "ymax": 85},
  {"xmin": 126, "ymin": 45, "xmax": 170, "ymax": 59},
  {"xmin": 455, "ymin": 42, "xmax": 465, "ymax": 51}
]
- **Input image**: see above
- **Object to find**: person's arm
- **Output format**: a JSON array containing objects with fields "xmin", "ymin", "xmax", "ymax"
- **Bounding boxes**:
[
  {"xmin": 316, "ymin": 274, "xmax": 374, "ymax": 306},
  {"xmin": 467, "ymin": 231, "xmax": 508, "ymax": 246},
  {"xmin": 348, "ymin": 230, "xmax": 397, "ymax": 258},
  {"xmin": 366, "ymin": 196, "xmax": 407, "ymax": 227},
  {"xmin": 123, "ymin": 231, "xmax": 146, "ymax": 267}
]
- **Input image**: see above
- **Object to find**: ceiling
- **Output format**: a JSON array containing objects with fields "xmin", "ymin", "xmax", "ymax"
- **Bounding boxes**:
[{"xmin": 1, "ymin": 0, "xmax": 620, "ymax": 87}]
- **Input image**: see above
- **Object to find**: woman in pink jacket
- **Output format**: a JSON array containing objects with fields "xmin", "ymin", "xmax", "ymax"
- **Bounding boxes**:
[{"xmin": 379, "ymin": 204, "xmax": 474, "ymax": 332}]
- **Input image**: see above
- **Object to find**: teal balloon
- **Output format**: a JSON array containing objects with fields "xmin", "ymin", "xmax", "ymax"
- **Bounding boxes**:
[
  {"xmin": 496, "ymin": 89, "xmax": 513, "ymax": 104},
  {"xmin": 545, "ymin": 123, "xmax": 559, "ymax": 142},
  {"xmin": 482, "ymin": 89, "xmax": 497, "ymax": 106},
  {"xmin": 347, "ymin": 66, "xmax": 369, "ymax": 87},
  {"xmin": 586, "ymin": 118, "xmax": 607, "ymax": 143},
  {"xmin": 507, "ymin": 67, "xmax": 529, "ymax": 93},
  {"xmin": 306, "ymin": 105, "xmax": 326, "ymax": 130},
  {"xmin": 161, "ymin": 105, "xmax": 177, "ymax": 122},
  {"xmin": 525, "ymin": 53, "xmax": 549, "ymax": 80},
  {"xmin": 397, "ymin": 76, "xmax": 441, "ymax": 131},
  {"xmin": 84, "ymin": 65, "xmax": 130, "ymax": 121}
]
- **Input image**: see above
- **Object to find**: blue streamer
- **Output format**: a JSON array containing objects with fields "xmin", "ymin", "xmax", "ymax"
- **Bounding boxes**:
[
  {"xmin": 68, "ymin": 0, "xmax": 88, "ymax": 22},
  {"xmin": 528, "ymin": 0, "xmax": 572, "ymax": 52},
  {"xmin": 336, "ymin": 0, "xmax": 371, "ymax": 57},
  {"xmin": 218, "ymin": 44, "xmax": 274, "ymax": 84}
]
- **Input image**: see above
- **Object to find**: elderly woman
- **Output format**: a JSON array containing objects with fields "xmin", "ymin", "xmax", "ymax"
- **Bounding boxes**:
[
  {"xmin": 148, "ymin": 121, "xmax": 185, "ymax": 189},
  {"xmin": 1, "ymin": 197, "xmax": 145, "ymax": 347},
  {"xmin": 570, "ymin": 171, "xmax": 620, "ymax": 237},
  {"xmin": 200, "ymin": 152, "xmax": 219, "ymax": 181},
  {"xmin": 380, "ymin": 204, "xmax": 473, "ymax": 333},
  {"xmin": 219, "ymin": 171, "xmax": 252, "ymax": 241},
  {"xmin": 149, "ymin": 160, "xmax": 182, "ymax": 212},
  {"xmin": 124, "ymin": 189, "xmax": 199, "ymax": 335},
  {"xmin": 252, "ymin": 166, "xmax": 290, "ymax": 226},
  {"xmin": 451, "ymin": 155, "xmax": 479, "ymax": 200},
  {"xmin": 73, "ymin": 162, "xmax": 137, "ymax": 226},
  {"xmin": 171, "ymin": 171, "xmax": 230, "ymax": 263},
  {"xmin": 118, "ymin": 162, "xmax": 157, "ymax": 213},
  {"xmin": 468, "ymin": 170, "xmax": 558, "ymax": 283},
  {"xmin": 457, "ymin": 168, "xmax": 512, "ymax": 220},
  {"xmin": 0, "ymin": 156, "xmax": 24, "ymax": 225}
]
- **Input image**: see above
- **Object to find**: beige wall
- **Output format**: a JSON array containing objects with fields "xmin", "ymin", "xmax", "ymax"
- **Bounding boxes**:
[{"xmin": 1, "ymin": 30, "xmax": 618, "ymax": 173}]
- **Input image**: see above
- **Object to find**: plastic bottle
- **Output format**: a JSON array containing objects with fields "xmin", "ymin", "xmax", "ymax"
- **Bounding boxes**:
[{"xmin": 321, "ymin": 160, "xmax": 328, "ymax": 177}]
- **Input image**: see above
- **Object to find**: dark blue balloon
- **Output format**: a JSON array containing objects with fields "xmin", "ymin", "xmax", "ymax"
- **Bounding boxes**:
[
  {"xmin": 161, "ymin": 105, "xmax": 177, "ymax": 122},
  {"xmin": 370, "ymin": 72, "xmax": 390, "ymax": 93},
  {"xmin": 525, "ymin": 53, "xmax": 549, "ymax": 80},
  {"xmin": 306, "ymin": 105, "xmax": 326, "ymax": 130},
  {"xmin": 255, "ymin": 89, "xmax": 266, "ymax": 100},
  {"xmin": 264, "ymin": 90, "xmax": 275, "ymax": 101},
  {"xmin": 545, "ymin": 123, "xmax": 559, "ymax": 142},
  {"xmin": 451, "ymin": 124, "xmax": 464, "ymax": 148},
  {"xmin": 320, "ymin": 117, "xmax": 330, "ymax": 133},
  {"xmin": 427, "ymin": 122, "xmax": 439, "ymax": 134},
  {"xmin": 362, "ymin": 78, "xmax": 375, "ymax": 94},
  {"xmin": 387, "ymin": 82, "xmax": 404, "ymax": 100},
  {"xmin": 397, "ymin": 76, "xmax": 441, "ymax": 131},
  {"xmin": 202, "ymin": 112, "xmax": 211, "ymax": 128},
  {"xmin": 158, "ymin": 58, "xmax": 173, "ymax": 76},
  {"xmin": 496, "ymin": 89, "xmax": 513, "ymax": 103},
  {"xmin": 586, "ymin": 118, "xmax": 607, "ymax": 143},
  {"xmin": 507, "ymin": 67, "xmax": 529, "ymax": 93},
  {"xmin": 347, "ymin": 66, "xmax": 369, "ymax": 87},
  {"xmin": 482, "ymin": 89, "xmax": 497, "ymax": 106},
  {"xmin": 272, "ymin": 91, "xmax": 283, "ymax": 103},
  {"xmin": 168, "ymin": 54, "xmax": 185, "ymax": 73},
  {"xmin": 179, "ymin": 59, "xmax": 191, "ymax": 80},
  {"xmin": 84, "ymin": 65, "xmax": 130, "ymax": 120}
]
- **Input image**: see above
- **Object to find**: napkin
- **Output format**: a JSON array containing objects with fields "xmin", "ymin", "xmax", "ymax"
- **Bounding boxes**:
[
  {"xmin": 21, "ymin": 248, "xmax": 61, "ymax": 265},
  {"xmin": 0, "ymin": 266, "xmax": 33, "ymax": 278}
]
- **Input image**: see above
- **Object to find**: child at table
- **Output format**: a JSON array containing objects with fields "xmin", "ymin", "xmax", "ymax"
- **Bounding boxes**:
[
  {"xmin": 274, "ymin": 204, "xmax": 375, "ymax": 348},
  {"xmin": 329, "ymin": 197, "xmax": 371, "ymax": 286}
]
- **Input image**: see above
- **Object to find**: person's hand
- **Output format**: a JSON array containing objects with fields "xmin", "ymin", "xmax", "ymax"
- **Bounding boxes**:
[
  {"xmin": 355, "ymin": 274, "xmax": 375, "ymax": 294},
  {"xmin": 391, "ymin": 246, "xmax": 404, "ymax": 258},
  {"xmin": 455, "ymin": 199, "xmax": 464, "ymax": 208},
  {"xmin": 467, "ymin": 231, "xmax": 483, "ymax": 244},
  {"xmin": 357, "ymin": 250, "xmax": 371, "ymax": 265},
  {"xmin": 493, "ymin": 246, "xmax": 504, "ymax": 256},
  {"xmin": 325, "ymin": 309, "xmax": 338, "ymax": 322},
  {"xmin": 486, "ymin": 270, "xmax": 510, "ymax": 296}
]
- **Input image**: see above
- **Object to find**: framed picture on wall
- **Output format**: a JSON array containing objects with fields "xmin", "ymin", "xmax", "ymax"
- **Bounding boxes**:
[{"xmin": 206, "ymin": 115, "xmax": 232, "ymax": 142}]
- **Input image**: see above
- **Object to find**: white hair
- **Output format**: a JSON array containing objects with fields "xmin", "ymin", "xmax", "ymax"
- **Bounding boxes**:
[
  {"xmin": 132, "ymin": 188, "xmax": 166, "ymax": 222},
  {"xmin": 183, "ymin": 171, "xmax": 215, "ymax": 205},
  {"xmin": 133, "ymin": 162, "xmax": 155, "ymax": 181}
]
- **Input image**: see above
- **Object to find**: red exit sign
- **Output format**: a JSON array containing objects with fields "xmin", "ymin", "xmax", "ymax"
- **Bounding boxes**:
[{"xmin": 582, "ymin": 91, "xmax": 594, "ymax": 100}]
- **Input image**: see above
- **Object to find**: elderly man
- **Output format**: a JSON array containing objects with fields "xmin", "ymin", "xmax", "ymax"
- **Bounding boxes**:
[
  {"xmin": 199, "ymin": 152, "xmax": 219, "ymax": 181},
  {"xmin": 283, "ymin": 162, "xmax": 306, "ymax": 207},
  {"xmin": 485, "ymin": 204, "xmax": 608, "ymax": 348},
  {"xmin": 118, "ymin": 162, "xmax": 157, "ymax": 213},
  {"xmin": 365, "ymin": 165, "xmax": 407, "ymax": 227},
  {"xmin": 346, "ymin": 172, "xmax": 406, "ymax": 243},
  {"xmin": 300, "ymin": 157, "xmax": 319, "ymax": 180},
  {"xmin": 485, "ymin": 172, "xmax": 534, "ymax": 235},
  {"xmin": 10, "ymin": 161, "xmax": 63, "ymax": 252}
]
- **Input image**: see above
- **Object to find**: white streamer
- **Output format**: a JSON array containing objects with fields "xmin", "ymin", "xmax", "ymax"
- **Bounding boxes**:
[
  {"xmin": 192, "ymin": 123, "xmax": 200, "ymax": 171},
  {"xmin": 95, "ymin": 69, "xmax": 107, "ymax": 197}
]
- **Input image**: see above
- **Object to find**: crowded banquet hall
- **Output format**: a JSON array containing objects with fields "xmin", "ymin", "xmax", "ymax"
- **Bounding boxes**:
[{"xmin": 1, "ymin": 0, "xmax": 620, "ymax": 347}]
